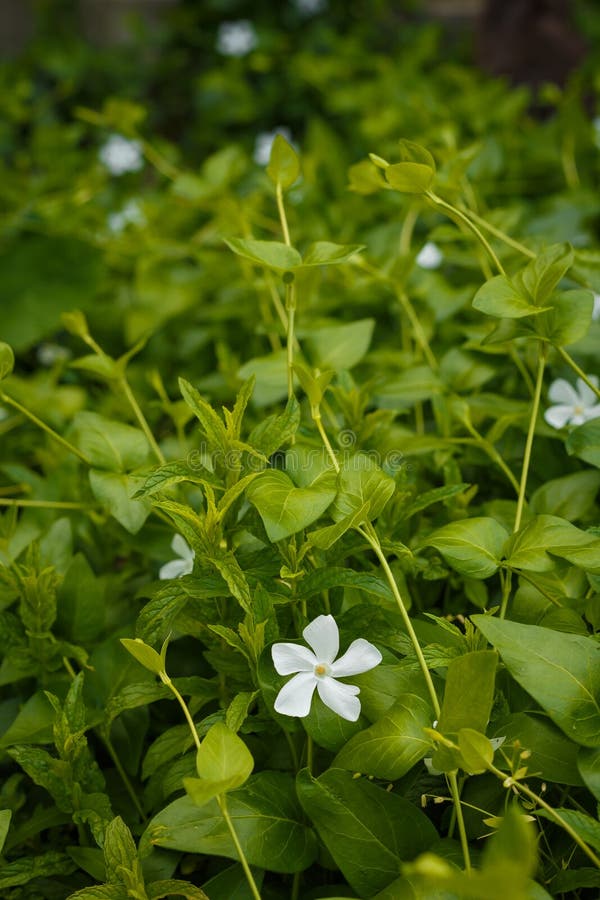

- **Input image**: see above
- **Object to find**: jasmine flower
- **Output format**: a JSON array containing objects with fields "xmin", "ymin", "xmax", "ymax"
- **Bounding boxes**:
[
  {"xmin": 544, "ymin": 376, "xmax": 600, "ymax": 429},
  {"xmin": 159, "ymin": 534, "xmax": 195, "ymax": 580},
  {"xmin": 99, "ymin": 135, "xmax": 144, "ymax": 176},
  {"xmin": 416, "ymin": 241, "xmax": 443, "ymax": 269},
  {"xmin": 216, "ymin": 20, "xmax": 257, "ymax": 57},
  {"xmin": 272, "ymin": 614, "xmax": 382, "ymax": 722}
]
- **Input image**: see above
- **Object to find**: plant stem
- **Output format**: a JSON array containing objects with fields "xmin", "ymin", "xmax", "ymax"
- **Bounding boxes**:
[
  {"xmin": 0, "ymin": 392, "xmax": 92, "ymax": 465},
  {"xmin": 399, "ymin": 201, "xmax": 420, "ymax": 257},
  {"xmin": 103, "ymin": 735, "xmax": 147, "ymax": 822},
  {"xmin": 396, "ymin": 289, "xmax": 439, "ymax": 371},
  {"xmin": 457, "ymin": 206, "xmax": 536, "ymax": 259},
  {"xmin": 425, "ymin": 191, "xmax": 506, "ymax": 276},
  {"xmin": 160, "ymin": 674, "xmax": 201, "ymax": 751},
  {"xmin": 119, "ymin": 377, "xmax": 166, "ymax": 465},
  {"xmin": 513, "ymin": 347, "xmax": 546, "ymax": 535},
  {"xmin": 0, "ymin": 499, "xmax": 93, "ymax": 509},
  {"xmin": 448, "ymin": 772, "xmax": 472, "ymax": 874},
  {"xmin": 557, "ymin": 347, "xmax": 600, "ymax": 401},
  {"xmin": 140, "ymin": 137, "xmax": 182, "ymax": 181},
  {"xmin": 276, "ymin": 183, "xmax": 291, "ymax": 247},
  {"xmin": 314, "ymin": 414, "xmax": 340, "ymax": 473},
  {"xmin": 217, "ymin": 795, "xmax": 263, "ymax": 900},
  {"xmin": 462, "ymin": 423, "xmax": 520, "ymax": 495},
  {"xmin": 358, "ymin": 523, "xmax": 440, "ymax": 720},
  {"xmin": 286, "ymin": 281, "xmax": 296, "ymax": 401}
]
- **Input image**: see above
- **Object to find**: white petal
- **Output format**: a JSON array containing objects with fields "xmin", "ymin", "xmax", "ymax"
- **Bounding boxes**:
[
  {"xmin": 548, "ymin": 378, "xmax": 579, "ymax": 406},
  {"xmin": 583, "ymin": 405, "xmax": 600, "ymax": 422},
  {"xmin": 416, "ymin": 242, "xmax": 443, "ymax": 270},
  {"xmin": 171, "ymin": 533, "xmax": 194, "ymax": 560},
  {"xmin": 544, "ymin": 404, "xmax": 575, "ymax": 429},
  {"xmin": 317, "ymin": 676, "xmax": 361, "ymax": 721},
  {"xmin": 158, "ymin": 558, "xmax": 188, "ymax": 580},
  {"xmin": 576, "ymin": 377, "xmax": 599, "ymax": 408},
  {"xmin": 423, "ymin": 756, "xmax": 443, "ymax": 776},
  {"xmin": 272, "ymin": 642, "xmax": 317, "ymax": 675},
  {"xmin": 330, "ymin": 639, "xmax": 382, "ymax": 677},
  {"xmin": 592, "ymin": 294, "xmax": 600, "ymax": 321},
  {"xmin": 274, "ymin": 672, "xmax": 317, "ymax": 717},
  {"xmin": 303, "ymin": 615, "xmax": 339, "ymax": 664},
  {"xmin": 490, "ymin": 736, "xmax": 505, "ymax": 751}
]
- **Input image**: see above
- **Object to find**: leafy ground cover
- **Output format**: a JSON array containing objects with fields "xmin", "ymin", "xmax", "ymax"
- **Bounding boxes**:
[{"xmin": 2, "ymin": 3, "xmax": 600, "ymax": 898}]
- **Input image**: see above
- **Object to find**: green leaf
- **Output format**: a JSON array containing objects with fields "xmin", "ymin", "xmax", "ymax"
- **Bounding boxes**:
[
  {"xmin": 178, "ymin": 378, "xmax": 229, "ymax": 453},
  {"xmin": 0, "ymin": 691, "xmax": 55, "ymax": 747},
  {"xmin": 103, "ymin": 816, "xmax": 144, "ymax": 888},
  {"xmin": 89, "ymin": 470, "xmax": 152, "ymax": 534},
  {"xmin": 567, "ymin": 418, "xmax": 600, "ymax": 469},
  {"xmin": 422, "ymin": 517, "xmax": 509, "ymax": 578},
  {"xmin": 530, "ymin": 470, "xmax": 600, "ymax": 520},
  {"xmin": 296, "ymin": 767, "xmax": 437, "ymax": 897},
  {"xmin": 498, "ymin": 713, "xmax": 584, "ymax": 786},
  {"xmin": 133, "ymin": 460, "xmax": 201, "ymax": 498},
  {"xmin": 70, "ymin": 353, "xmax": 120, "ymax": 382},
  {"xmin": 534, "ymin": 289, "xmax": 594, "ymax": 346},
  {"xmin": 438, "ymin": 651, "xmax": 497, "ymax": 735},
  {"xmin": 400, "ymin": 483, "xmax": 471, "ymax": 520},
  {"xmin": 505, "ymin": 515, "xmax": 600, "ymax": 574},
  {"xmin": 536, "ymin": 807, "xmax": 600, "ymax": 853},
  {"xmin": 0, "ymin": 342, "xmax": 15, "ymax": 380},
  {"xmin": 518, "ymin": 242, "xmax": 574, "ymax": 305},
  {"xmin": 578, "ymin": 746, "xmax": 600, "ymax": 801},
  {"xmin": 473, "ymin": 276, "xmax": 545, "ymax": 319},
  {"xmin": 331, "ymin": 452, "xmax": 395, "ymax": 522},
  {"xmin": 0, "ymin": 809, "xmax": 11, "ymax": 854},
  {"xmin": 295, "ymin": 566, "xmax": 393, "ymax": 604},
  {"xmin": 301, "ymin": 242, "xmax": 365, "ymax": 267},
  {"xmin": 334, "ymin": 694, "xmax": 433, "ymax": 779},
  {"xmin": 304, "ymin": 318, "xmax": 374, "ymax": 370},
  {"xmin": 247, "ymin": 396, "xmax": 300, "ymax": 456},
  {"xmin": 142, "ymin": 772, "xmax": 317, "ymax": 873},
  {"xmin": 384, "ymin": 140, "xmax": 436, "ymax": 193},
  {"xmin": 302, "ymin": 693, "xmax": 367, "ymax": 752},
  {"xmin": 120, "ymin": 639, "xmax": 164, "ymax": 676},
  {"xmin": 457, "ymin": 728, "xmax": 494, "ymax": 774},
  {"xmin": 73, "ymin": 412, "xmax": 150, "ymax": 472},
  {"xmin": 224, "ymin": 238, "xmax": 302, "ymax": 272},
  {"xmin": 148, "ymin": 880, "xmax": 210, "ymax": 900},
  {"xmin": 183, "ymin": 723, "xmax": 253, "ymax": 807},
  {"xmin": 266, "ymin": 134, "xmax": 300, "ymax": 190},
  {"xmin": 473, "ymin": 615, "xmax": 600, "ymax": 746},
  {"xmin": 0, "ymin": 851, "xmax": 76, "ymax": 890},
  {"xmin": 246, "ymin": 469, "xmax": 337, "ymax": 542},
  {"xmin": 307, "ymin": 501, "xmax": 370, "ymax": 550}
]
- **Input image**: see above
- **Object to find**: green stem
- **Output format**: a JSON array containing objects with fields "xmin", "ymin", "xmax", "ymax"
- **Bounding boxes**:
[
  {"xmin": 140, "ymin": 137, "xmax": 182, "ymax": 181},
  {"xmin": 448, "ymin": 772, "xmax": 471, "ymax": 874},
  {"xmin": 218, "ymin": 795, "xmax": 262, "ymax": 900},
  {"xmin": 276, "ymin": 183, "xmax": 291, "ymax": 247},
  {"xmin": 286, "ymin": 281, "xmax": 296, "ymax": 401},
  {"xmin": 314, "ymin": 414, "xmax": 340, "ymax": 473},
  {"xmin": 104, "ymin": 735, "xmax": 147, "ymax": 822},
  {"xmin": 558, "ymin": 347, "xmax": 600, "ymax": 402},
  {"xmin": 0, "ymin": 499, "xmax": 93, "ymax": 509},
  {"xmin": 0, "ymin": 392, "xmax": 92, "ymax": 465},
  {"xmin": 513, "ymin": 347, "xmax": 546, "ymax": 535},
  {"xmin": 457, "ymin": 205, "xmax": 536, "ymax": 259},
  {"xmin": 462, "ymin": 423, "xmax": 520, "ymax": 495},
  {"xmin": 396, "ymin": 289, "xmax": 439, "ymax": 371},
  {"xmin": 560, "ymin": 132, "xmax": 580, "ymax": 190},
  {"xmin": 425, "ymin": 191, "xmax": 506, "ymax": 276},
  {"xmin": 119, "ymin": 377, "xmax": 166, "ymax": 465},
  {"xmin": 358, "ymin": 523, "xmax": 441, "ymax": 720},
  {"xmin": 160, "ymin": 674, "xmax": 201, "ymax": 751},
  {"xmin": 399, "ymin": 201, "xmax": 420, "ymax": 257}
]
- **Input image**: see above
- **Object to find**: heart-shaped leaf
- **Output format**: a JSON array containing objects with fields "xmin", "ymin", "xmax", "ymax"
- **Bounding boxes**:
[{"xmin": 246, "ymin": 469, "xmax": 337, "ymax": 542}]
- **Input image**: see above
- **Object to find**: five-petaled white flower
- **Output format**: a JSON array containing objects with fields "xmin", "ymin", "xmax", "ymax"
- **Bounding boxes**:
[
  {"xmin": 416, "ymin": 241, "xmax": 443, "ymax": 270},
  {"xmin": 272, "ymin": 614, "xmax": 382, "ymax": 722},
  {"xmin": 99, "ymin": 135, "xmax": 144, "ymax": 176},
  {"xmin": 544, "ymin": 376, "xmax": 600, "ymax": 429},
  {"xmin": 159, "ymin": 534, "xmax": 195, "ymax": 580},
  {"xmin": 216, "ymin": 20, "xmax": 257, "ymax": 57}
]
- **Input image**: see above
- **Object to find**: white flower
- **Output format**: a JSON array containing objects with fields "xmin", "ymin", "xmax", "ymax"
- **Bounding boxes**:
[
  {"xmin": 216, "ymin": 20, "xmax": 257, "ymax": 57},
  {"xmin": 544, "ymin": 376, "xmax": 600, "ymax": 429},
  {"xmin": 592, "ymin": 293, "xmax": 600, "ymax": 321},
  {"xmin": 159, "ymin": 534, "xmax": 195, "ymax": 580},
  {"xmin": 416, "ymin": 241, "xmax": 443, "ymax": 270},
  {"xmin": 107, "ymin": 199, "xmax": 145, "ymax": 233},
  {"xmin": 99, "ymin": 135, "xmax": 144, "ymax": 176},
  {"xmin": 272, "ymin": 614, "xmax": 382, "ymax": 722},
  {"xmin": 36, "ymin": 343, "xmax": 71, "ymax": 367},
  {"xmin": 292, "ymin": 0, "xmax": 328, "ymax": 15},
  {"xmin": 253, "ymin": 126, "xmax": 293, "ymax": 166}
]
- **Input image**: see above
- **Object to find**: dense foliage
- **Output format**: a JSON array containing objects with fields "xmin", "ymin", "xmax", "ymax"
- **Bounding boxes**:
[{"xmin": 2, "ymin": 3, "xmax": 600, "ymax": 898}]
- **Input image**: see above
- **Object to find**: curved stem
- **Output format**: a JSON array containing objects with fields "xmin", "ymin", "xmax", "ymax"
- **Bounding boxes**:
[
  {"xmin": 396, "ymin": 289, "xmax": 439, "ymax": 371},
  {"xmin": 358, "ymin": 523, "xmax": 440, "ymax": 720},
  {"xmin": 399, "ymin": 201, "xmax": 420, "ymax": 257},
  {"xmin": 558, "ymin": 347, "xmax": 600, "ymax": 402},
  {"xmin": 514, "ymin": 346, "xmax": 546, "ymax": 535},
  {"xmin": 425, "ymin": 191, "xmax": 506, "ymax": 276},
  {"xmin": 314, "ymin": 414, "xmax": 340, "ymax": 473},
  {"xmin": 456, "ymin": 205, "xmax": 536, "ymax": 259},
  {"xmin": 218, "ymin": 795, "xmax": 262, "ymax": 900},
  {"xmin": 104, "ymin": 735, "xmax": 147, "ymax": 822},
  {"xmin": 160, "ymin": 673, "xmax": 201, "ymax": 751},
  {"xmin": 276, "ymin": 183, "xmax": 291, "ymax": 247},
  {"xmin": 462, "ymin": 422, "xmax": 520, "ymax": 496},
  {"xmin": 448, "ymin": 772, "xmax": 471, "ymax": 874},
  {"xmin": 119, "ymin": 377, "xmax": 166, "ymax": 465},
  {"xmin": 0, "ymin": 392, "xmax": 92, "ymax": 465},
  {"xmin": 286, "ymin": 282, "xmax": 296, "ymax": 401}
]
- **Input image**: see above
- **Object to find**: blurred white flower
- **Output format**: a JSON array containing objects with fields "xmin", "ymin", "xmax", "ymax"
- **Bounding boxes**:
[
  {"xmin": 216, "ymin": 20, "xmax": 257, "ymax": 57},
  {"xmin": 253, "ymin": 127, "xmax": 293, "ymax": 166},
  {"xmin": 416, "ymin": 241, "xmax": 443, "ymax": 269},
  {"xmin": 544, "ymin": 376, "xmax": 600, "ymax": 429},
  {"xmin": 37, "ymin": 343, "xmax": 71, "ymax": 367},
  {"xmin": 159, "ymin": 534, "xmax": 195, "ymax": 580},
  {"xmin": 292, "ymin": 0, "xmax": 328, "ymax": 15},
  {"xmin": 107, "ymin": 200, "xmax": 146, "ymax": 234},
  {"xmin": 272, "ymin": 614, "xmax": 382, "ymax": 722},
  {"xmin": 592, "ymin": 293, "xmax": 600, "ymax": 321},
  {"xmin": 99, "ymin": 135, "xmax": 144, "ymax": 176}
]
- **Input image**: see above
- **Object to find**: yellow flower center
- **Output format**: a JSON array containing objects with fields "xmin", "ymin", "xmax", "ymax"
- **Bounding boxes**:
[
  {"xmin": 573, "ymin": 404, "xmax": 584, "ymax": 417},
  {"xmin": 314, "ymin": 663, "xmax": 328, "ymax": 677}
]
